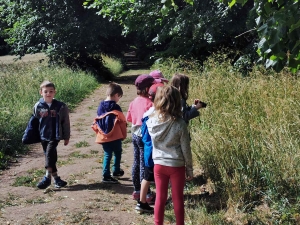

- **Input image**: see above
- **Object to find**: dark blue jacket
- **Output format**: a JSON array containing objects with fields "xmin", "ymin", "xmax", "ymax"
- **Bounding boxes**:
[
  {"xmin": 22, "ymin": 115, "xmax": 41, "ymax": 144},
  {"xmin": 97, "ymin": 100, "xmax": 122, "ymax": 134},
  {"xmin": 34, "ymin": 98, "xmax": 70, "ymax": 141},
  {"xmin": 141, "ymin": 116, "xmax": 154, "ymax": 167}
]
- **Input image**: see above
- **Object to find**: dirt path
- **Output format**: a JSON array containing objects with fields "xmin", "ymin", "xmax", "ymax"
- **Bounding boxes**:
[{"xmin": 0, "ymin": 71, "xmax": 155, "ymax": 225}]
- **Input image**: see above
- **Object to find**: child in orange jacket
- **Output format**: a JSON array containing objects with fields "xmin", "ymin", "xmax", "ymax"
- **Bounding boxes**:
[{"xmin": 92, "ymin": 83, "xmax": 127, "ymax": 183}]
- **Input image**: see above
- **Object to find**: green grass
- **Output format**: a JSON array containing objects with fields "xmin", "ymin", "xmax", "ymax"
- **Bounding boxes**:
[
  {"xmin": 69, "ymin": 150, "xmax": 90, "ymax": 158},
  {"xmin": 122, "ymin": 137, "xmax": 132, "ymax": 144},
  {"xmin": 0, "ymin": 193, "xmax": 21, "ymax": 210},
  {"xmin": 102, "ymin": 54, "xmax": 123, "ymax": 76},
  {"xmin": 12, "ymin": 168, "xmax": 44, "ymax": 187},
  {"xmin": 152, "ymin": 56, "xmax": 300, "ymax": 224},
  {"xmin": 74, "ymin": 141, "xmax": 90, "ymax": 148},
  {"xmin": 0, "ymin": 62, "xmax": 98, "ymax": 168}
]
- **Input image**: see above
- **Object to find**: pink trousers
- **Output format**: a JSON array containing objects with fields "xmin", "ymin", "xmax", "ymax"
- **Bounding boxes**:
[{"xmin": 154, "ymin": 164, "xmax": 186, "ymax": 225}]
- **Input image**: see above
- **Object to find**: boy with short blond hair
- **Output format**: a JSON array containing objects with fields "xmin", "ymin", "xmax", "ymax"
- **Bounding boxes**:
[{"xmin": 34, "ymin": 80, "xmax": 70, "ymax": 189}]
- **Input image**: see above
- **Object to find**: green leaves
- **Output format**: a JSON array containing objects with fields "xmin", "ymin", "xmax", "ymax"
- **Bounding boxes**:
[
  {"xmin": 223, "ymin": 0, "xmax": 300, "ymax": 72},
  {"xmin": 1, "ymin": 0, "xmax": 125, "ymax": 78}
]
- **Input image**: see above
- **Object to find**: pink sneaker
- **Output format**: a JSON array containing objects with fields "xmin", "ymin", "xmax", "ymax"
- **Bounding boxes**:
[
  {"xmin": 132, "ymin": 191, "xmax": 140, "ymax": 201},
  {"xmin": 146, "ymin": 192, "xmax": 156, "ymax": 204}
]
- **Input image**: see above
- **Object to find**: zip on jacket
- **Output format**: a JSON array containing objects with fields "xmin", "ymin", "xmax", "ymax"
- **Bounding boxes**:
[{"xmin": 34, "ymin": 98, "xmax": 70, "ymax": 141}]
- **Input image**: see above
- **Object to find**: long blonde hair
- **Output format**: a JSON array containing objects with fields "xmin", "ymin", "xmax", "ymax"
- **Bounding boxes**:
[{"xmin": 154, "ymin": 85, "xmax": 182, "ymax": 121}]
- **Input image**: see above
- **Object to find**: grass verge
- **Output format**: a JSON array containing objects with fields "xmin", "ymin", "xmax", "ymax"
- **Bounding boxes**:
[
  {"xmin": 0, "ymin": 54, "xmax": 123, "ymax": 169},
  {"xmin": 151, "ymin": 56, "xmax": 300, "ymax": 224}
]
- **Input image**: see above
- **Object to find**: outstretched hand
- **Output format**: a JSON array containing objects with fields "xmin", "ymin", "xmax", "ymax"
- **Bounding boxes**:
[{"xmin": 194, "ymin": 99, "xmax": 206, "ymax": 109}]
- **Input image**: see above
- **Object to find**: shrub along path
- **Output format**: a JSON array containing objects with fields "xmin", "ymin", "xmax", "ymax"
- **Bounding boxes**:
[{"xmin": 0, "ymin": 70, "xmax": 155, "ymax": 225}]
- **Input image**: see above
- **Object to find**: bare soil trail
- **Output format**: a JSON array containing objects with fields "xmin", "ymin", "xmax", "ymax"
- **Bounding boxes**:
[{"xmin": 0, "ymin": 70, "xmax": 156, "ymax": 225}]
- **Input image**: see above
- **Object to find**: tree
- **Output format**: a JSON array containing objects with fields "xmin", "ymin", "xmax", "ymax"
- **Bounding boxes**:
[
  {"xmin": 86, "ymin": 0, "xmax": 299, "ymax": 72},
  {"xmin": 0, "ymin": 0, "xmax": 126, "ymax": 78},
  {"xmin": 225, "ymin": 0, "xmax": 300, "ymax": 72},
  {"xmin": 86, "ymin": 0, "xmax": 257, "ymax": 66}
]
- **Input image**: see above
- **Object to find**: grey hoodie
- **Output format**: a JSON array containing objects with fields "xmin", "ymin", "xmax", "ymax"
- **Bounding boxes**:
[{"xmin": 146, "ymin": 114, "xmax": 193, "ymax": 178}]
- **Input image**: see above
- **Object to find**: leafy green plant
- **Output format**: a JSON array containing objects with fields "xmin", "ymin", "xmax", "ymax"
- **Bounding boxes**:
[
  {"xmin": 102, "ymin": 54, "xmax": 123, "ymax": 76},
  {"xmin": 12, "ymin": 169, "xmax": 44, "ymax": 187},
  {"xmin": 225, "ymin": 0, "xmax": 300, "ymax": 72}
]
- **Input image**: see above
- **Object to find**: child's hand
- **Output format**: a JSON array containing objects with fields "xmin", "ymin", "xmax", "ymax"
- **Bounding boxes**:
[
  {"xmin": 64, "ymin": 139, "xmax": 69, "ymax": 146},
  {"xmin": 194, "ymin": 99, "xmax": 207, "ymax": 109},
  {"xmin": 194, "ymin": 101, "xmax": 202, "ymax": 110}
]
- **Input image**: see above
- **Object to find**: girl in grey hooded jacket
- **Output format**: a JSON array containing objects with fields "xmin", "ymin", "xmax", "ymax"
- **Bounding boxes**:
[{"xmin": 147, "ymin": 85, "xmax": 193, "ymax": 225}]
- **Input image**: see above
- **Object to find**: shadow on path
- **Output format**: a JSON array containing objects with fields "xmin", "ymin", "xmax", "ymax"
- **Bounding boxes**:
[{"xmin": 67, "ymin": 182, "xmax": 133, "ymax": 195}]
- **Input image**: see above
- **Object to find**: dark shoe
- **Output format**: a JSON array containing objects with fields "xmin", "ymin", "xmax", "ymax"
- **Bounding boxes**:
[
  {"xmin": 135, "ymin": 201, "xmax": 154, "ymax": 214},
  {"xmin": 54, "ymin": 176, "xmax": 67, "ymax": 188},
  {"xmin": 146, "ymin": 192, "xmax": 156, "ymax": 205},
  {"xmin": 37, "ymin": 176, "xmax": 51, "ymax": 189},
  {"xmin": 102, "ymin": 176, "xmax": 119, "ymax": 184},
  {"xmin": 112, "ymin": 169, "xmax": 124, "ymax": 177}
]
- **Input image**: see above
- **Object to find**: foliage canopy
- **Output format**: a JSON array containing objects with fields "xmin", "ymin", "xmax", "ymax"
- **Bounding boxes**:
[
  {"xmin": 86, "ymin": 0, "xmax": 299, "ymax": 72},
  {"xmin": 226, "ymin": 0, "xmax": 300, "ymax": 72},
  {"xmin": 0, "ymin": 0, "xmax": 125, "ymax": 78}
]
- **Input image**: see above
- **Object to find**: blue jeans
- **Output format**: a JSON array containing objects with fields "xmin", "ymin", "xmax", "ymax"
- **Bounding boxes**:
[{"xmin": 101, "ymin": 139, "xmax": 122, "ymax": 177}]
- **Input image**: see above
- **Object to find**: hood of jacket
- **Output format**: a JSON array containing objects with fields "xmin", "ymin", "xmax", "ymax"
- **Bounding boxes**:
[
  {"xmin": 98, "ymin": 100, "xmax": 119, "ymax": 115},
  {"xmin": 146, "ymin": 114, "xmax": 174, "ymax": 142}
]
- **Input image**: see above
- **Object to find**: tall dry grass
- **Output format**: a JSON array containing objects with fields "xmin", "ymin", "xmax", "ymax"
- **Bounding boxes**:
[{"xmin": 152, "ymin": 56, "xmax": 300, "ymax": 223}]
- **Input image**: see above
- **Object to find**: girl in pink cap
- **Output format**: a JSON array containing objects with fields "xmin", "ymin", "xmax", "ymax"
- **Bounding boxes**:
[{"xmin": 149, "ymin": 70, "xmax": 169, "ymax": 84}]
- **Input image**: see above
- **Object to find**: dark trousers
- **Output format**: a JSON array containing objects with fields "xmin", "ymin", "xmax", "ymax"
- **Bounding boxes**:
[
  {"xmin": 41, "ymin": 140, "xmax": 59, "ymax": 173},
  {"xmin": 132, "ymin": 134, "xmax": 145, "ymax": 191}
]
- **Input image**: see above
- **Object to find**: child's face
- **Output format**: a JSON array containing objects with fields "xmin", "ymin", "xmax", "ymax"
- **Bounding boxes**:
[{"xmin": 40, "ymin": 86, "xmax": 56, "ymax": 103}]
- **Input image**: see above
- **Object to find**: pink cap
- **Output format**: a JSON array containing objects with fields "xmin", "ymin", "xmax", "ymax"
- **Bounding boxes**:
[
  {"xmin": 148, "ymin": 83, "xmax": 164, "ymax": 99},
  {"xmin": 149, "ymin": 70, "xmax": 168, "ymax": 84},
  {"xmin": 135, "ymin": 74, "xmax": 155, "ymax": 90}
]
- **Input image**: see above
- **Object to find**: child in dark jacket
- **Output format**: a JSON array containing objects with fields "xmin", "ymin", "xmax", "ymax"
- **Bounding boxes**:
[
  {"xmin": 170, "ymin": 74, "xmax": 206, "ymax": 124},
  {"xmin": 34, "ymin": 81, "xmax": 70, "ymax": 189},
  {"xmin": 93, "ymin": 82, "xmax": 126, "ymax": 183}
]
